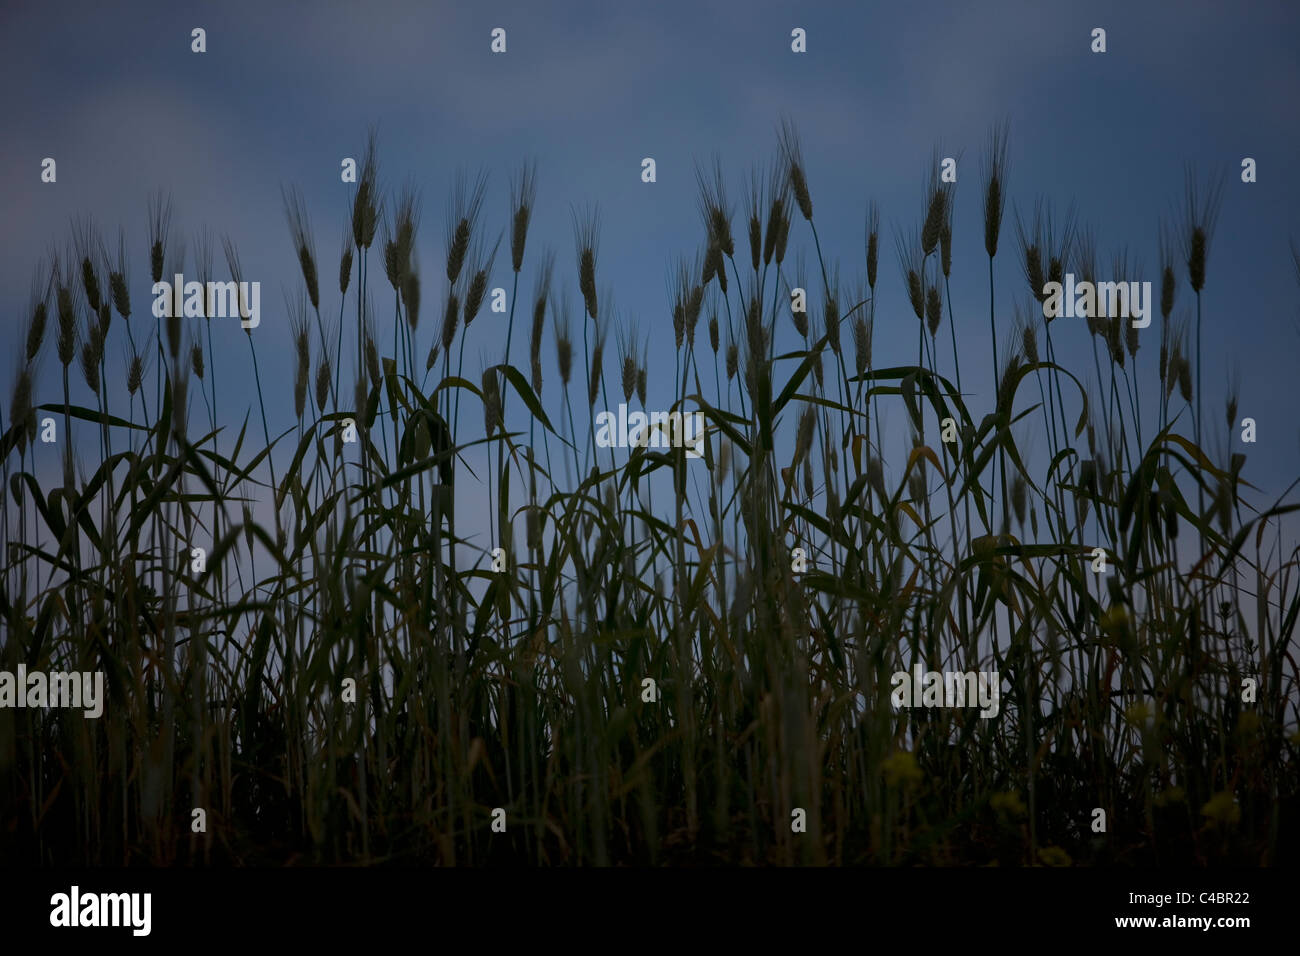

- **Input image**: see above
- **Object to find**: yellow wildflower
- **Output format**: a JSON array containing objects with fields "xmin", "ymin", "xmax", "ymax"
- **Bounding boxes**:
[
  {"xmin": 1200, "ymin": 791, "xmax": 1240, "ymax": 828},
  {"xmin": 1038, "ymin": 845, "xmax": 1072, "ymax": 867},
  {"xmin": 882, "ymin": 751, "xmax": 922, "ymax": 788}
]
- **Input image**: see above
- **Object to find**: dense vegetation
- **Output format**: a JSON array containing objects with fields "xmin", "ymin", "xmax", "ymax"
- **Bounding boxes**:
[{"xmin": 2, "ymin": 124, "xmax": 1296, "ymax": 865}]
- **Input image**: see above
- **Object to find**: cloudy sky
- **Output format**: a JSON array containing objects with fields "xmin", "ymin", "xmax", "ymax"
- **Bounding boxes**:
[{"xmin": 2, "ymin": 0, "xmax": 1298, "ymax": 558}]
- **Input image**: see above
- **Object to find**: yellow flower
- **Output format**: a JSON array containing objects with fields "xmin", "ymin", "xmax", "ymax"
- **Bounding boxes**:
[
  {"xmin": 1200, "ymin": 791, "xmax": 1240, "ymax": 828},
  {"xmin": 882, "ymin": 751, "xmax": 922, "ymax": 788},
  {"xmin": 989, "ymin": 790, "xmax": 1026, "ymax": 818},
  {"xmin": 1124, "ymin": 701, "xmax": 1151, "ymax": 728},
  {"xmin": 1038, "ymin": 845, "xmax": 1072, "ymax": 867},
  {"xmin": 1153, "ymin": 786, "xmax": 1185, "ymax": 808},
  {"xmin": 1101, "ymin": 605, "xmax": 1128, "ymax": 636}
]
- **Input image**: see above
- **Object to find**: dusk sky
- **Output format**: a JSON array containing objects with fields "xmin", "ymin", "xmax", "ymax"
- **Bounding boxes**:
[{"xmin": 3, "ymin": 0, "xmax": 1298, "ymax": 551}]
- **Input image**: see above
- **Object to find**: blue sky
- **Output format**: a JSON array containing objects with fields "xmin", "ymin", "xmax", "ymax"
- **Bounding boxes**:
[{"xmin": 2, "ymin": 0, "xmax": 1299, "ymax": 555}]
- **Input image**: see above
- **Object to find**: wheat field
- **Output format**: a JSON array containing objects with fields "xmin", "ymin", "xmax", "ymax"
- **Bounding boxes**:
[{"xmin": 2, "ymin": 119, "xmax": 1297, "ymax": 867}]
